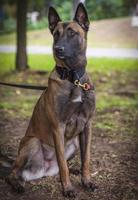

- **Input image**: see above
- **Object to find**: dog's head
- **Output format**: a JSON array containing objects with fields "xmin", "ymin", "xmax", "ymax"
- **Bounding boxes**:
[{"xmin": 48, "ymin": 3, "xmax": 89, "ymax": 69}]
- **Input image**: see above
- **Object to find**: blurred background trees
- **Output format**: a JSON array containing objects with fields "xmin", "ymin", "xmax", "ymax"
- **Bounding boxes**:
[{"xmin": 0, "ymin": 0, "xmax": 137, "ymax": 34}]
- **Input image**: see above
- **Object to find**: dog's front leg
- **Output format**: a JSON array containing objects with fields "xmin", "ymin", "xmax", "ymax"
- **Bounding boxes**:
[
  {"xmin": 79, "ymin": 122, "xmax": 97, "ymax": 192},
  {"xmin": 52, "ymin": 127, "xmax": 76, "ymax": 198}
]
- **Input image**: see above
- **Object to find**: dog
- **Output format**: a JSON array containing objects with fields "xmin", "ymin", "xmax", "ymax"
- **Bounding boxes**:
[{"xmin": 6, "ymin": 3, "xmax": 96, "ymax": 198}]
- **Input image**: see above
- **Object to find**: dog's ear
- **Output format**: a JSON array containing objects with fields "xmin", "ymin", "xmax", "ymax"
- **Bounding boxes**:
[
  {"xmin": 48, "ymin": 7, "xmax": 61, "ymax": 34},
  {"xmin": 73, "ymin": 3, "xmax": 89, "ymax": 32}
]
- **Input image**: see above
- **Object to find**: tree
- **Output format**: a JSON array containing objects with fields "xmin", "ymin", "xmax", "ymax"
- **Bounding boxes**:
[{"xmin": 16, "ymin": 0, "xmax": 28, "ymax": 71}]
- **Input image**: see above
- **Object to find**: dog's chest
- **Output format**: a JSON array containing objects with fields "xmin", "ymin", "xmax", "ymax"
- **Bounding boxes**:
[{"xmin": 57, "ymin": 86, "xmax": 95, "ymax": 139}]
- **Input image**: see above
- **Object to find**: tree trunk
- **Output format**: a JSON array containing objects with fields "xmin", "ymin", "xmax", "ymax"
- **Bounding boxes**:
[{"xmin": 16, "ymin": 0, "xmax": 28, "ymax": 71}]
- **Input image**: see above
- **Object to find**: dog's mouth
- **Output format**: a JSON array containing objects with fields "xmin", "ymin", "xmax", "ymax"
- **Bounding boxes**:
[{"xmin": 56, "ymin": 53, "xmax": 65, "ymax": 60}]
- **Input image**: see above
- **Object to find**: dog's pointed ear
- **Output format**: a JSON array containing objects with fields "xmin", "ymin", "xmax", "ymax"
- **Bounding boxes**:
[
  {"xmin": 73, "ymin": 3, "xmax": 89, "ymax": 32},
  {"xmin": 48, "ymin": 7, "xmax": 61, "ymax": 34}
]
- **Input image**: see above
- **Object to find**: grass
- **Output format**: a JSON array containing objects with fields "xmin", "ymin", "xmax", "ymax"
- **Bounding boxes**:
[
  {"xmin": 0, "ymin": 53, "xmax": 55, "ymax": 75},
  {"xmin": 97, "ymin": 94, "xmax": 138, "ymax": 111},
  {"xmin": 0, "ymin": 53, "xmax": 138, "ymax": 75},
  {"xmin": 0, "ymin": 17, "xmax": 138, "ymax": 48},
  {"xmin": 0, "ymin": 94, "xmax": 38, "ymax": 117}
]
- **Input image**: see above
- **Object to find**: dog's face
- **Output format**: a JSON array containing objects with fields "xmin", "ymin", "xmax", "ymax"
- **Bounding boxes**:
[{"xmin": 48, "ymin": 3, "xmax": 89, "ymax": 69}]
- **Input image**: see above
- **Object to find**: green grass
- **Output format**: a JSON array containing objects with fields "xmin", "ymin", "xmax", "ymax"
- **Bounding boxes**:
[
  {"xmin": 0, "ymin": 53, "xmax": 138, "ymax": 76},
  {"xmin": 0, "ymin": 53, "xmax": 15, "ymax": 74},
  {"xmin": 0, "ymin": 53, "xmax": 55, "ymax": 75},
  {"xmin": 0, "ymin": 94, "xmax": 38, "ymax": 117},
  {"xmin": 87, "ymin": 58, "xmax": 138, "ymax": 72},
  {"xmin": 96, "ymin": 94, "xmax": 138, "ymax": 111}
]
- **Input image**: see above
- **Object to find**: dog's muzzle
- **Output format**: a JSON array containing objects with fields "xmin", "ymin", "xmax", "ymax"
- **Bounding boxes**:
[{"xmin": 54, "ymin": 46, "xmax": 65, "ymax": 59}]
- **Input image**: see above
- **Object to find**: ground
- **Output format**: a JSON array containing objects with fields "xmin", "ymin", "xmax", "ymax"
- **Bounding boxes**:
[{"xmin": 0, "ymin": 59, "xmax": 138, "ymax": 200}]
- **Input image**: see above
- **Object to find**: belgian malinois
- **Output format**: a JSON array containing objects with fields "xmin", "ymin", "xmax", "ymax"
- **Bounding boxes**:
[{"xmin": 6, "ymin": 3, "xmax": 96, "ymax": 198}]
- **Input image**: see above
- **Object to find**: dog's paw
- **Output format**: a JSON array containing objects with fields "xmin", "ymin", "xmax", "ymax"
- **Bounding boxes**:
[
  {"xmin": 82, "ymin": 181, "xmax": 98, "ymax": 192},
  {"xmin": 13, "ymin": 183, "xmax": 25, "ymax": 193},
  {"xmin": 5, "ymin": 176, "xmax": 25, "ymax": 193},
  {"xmin": 63, "ymin": 188, "xmax": 77, "ymax": 198}
]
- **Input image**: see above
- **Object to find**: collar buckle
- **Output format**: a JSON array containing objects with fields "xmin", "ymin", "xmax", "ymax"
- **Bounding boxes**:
[{"xmin": 74, "ymin": 80, "xmax": 93, "ymax": 91}]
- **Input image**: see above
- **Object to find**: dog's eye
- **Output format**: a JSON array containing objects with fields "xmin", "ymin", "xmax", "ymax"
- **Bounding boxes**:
[
  {"xmin": 53, "ymin": 30, "xmax": 60, "ymax": 41},
  {"xmin": 68, "ymin": 29, "xmax": 76, "ymax": 37}
]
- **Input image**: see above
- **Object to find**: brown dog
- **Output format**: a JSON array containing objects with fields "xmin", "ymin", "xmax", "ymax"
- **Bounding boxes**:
[{"xmin": 6, "ymin": 3, "xmax": 96, "ymax": 198}]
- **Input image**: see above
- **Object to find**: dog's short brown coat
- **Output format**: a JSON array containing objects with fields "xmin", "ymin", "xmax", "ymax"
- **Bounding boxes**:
[{"xmin": 6, "ymin": 3, "xmax": 96, "ymax": 198}]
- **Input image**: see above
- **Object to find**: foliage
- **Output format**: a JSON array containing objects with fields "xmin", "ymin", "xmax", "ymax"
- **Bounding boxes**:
[
  {"xmin": 27, "ymin": 0, "xmax": 136, "ymax": 21},
  {"xmin": 27, "ymin": 17, "xmax": 48, "ymax": 30},
  {"xmin": 56, "ymin": 1, "xmax": 72, "ymax": 21},
  {"xmin": 86, "ymin": 0, "xmax": 130, "ymax": 20},
  {"xmin": 2, "ymin": 18, "xmax": 16, "ymax": 33},
  {"xmin": 0, "ymin": 0, "xmax": 136, "ymax": 33}
]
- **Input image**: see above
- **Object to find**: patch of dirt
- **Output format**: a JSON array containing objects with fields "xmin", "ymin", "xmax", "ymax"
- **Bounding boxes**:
[{"xmin": 0, "ymin": 109, "xmax": 137, "ymax": 200}]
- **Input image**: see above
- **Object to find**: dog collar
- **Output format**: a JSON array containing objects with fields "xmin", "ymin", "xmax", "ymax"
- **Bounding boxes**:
[
  {"xmin": 56, "ymin": 65, "xmax": 94, "ymax": 91},
  {"xmin": 56, "ymin": 65, "xmax": 85, "ymax": 82}
]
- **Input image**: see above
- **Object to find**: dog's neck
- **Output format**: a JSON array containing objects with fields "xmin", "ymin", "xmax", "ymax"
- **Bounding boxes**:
[{"xmin": 56, "ymin": 65, "xmax": 86, "ymax": 83}]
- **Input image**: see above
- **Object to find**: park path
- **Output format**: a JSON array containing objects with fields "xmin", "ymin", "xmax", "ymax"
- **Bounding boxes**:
[{"xmin": 0, "ymin": 45, "xmax": 138, "ymax": 58}]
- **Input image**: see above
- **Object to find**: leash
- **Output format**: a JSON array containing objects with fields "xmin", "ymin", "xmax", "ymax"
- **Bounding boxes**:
[
  {"xmin": 0, "ymin": 80, "xmax": 94, "ymax": 91},
  {"xmin": 0, "ymin": 81, "xmax": 47, "ymax": 90},
  {"xmin": 0, "ymin": 66, "xmax": 94, "ymax": 91}
]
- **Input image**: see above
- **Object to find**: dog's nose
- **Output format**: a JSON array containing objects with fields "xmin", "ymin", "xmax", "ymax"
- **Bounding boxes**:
[
  {"xmin": 54, "ymin": 46, "xmax": 65, "ymax": 59},
  {"xmin": 54, "ymin": 46, "xmax": 64, "ymax": 53}
]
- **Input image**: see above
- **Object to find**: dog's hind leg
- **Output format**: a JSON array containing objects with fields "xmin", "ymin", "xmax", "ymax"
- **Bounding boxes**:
[
  {"xmin": 6, "ymin": 137, "xmax": 44, "ymax": 193},
  {"xmin": 6, "ymin": 150, "xmax": 27, "ymax": 193}
]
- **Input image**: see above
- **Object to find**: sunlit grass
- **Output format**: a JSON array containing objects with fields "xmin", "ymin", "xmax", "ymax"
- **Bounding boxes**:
[
  {"xmin": 0, "ymin": 53, "xmax": 54, "ymax": 75},
  {"xmin": 0, "ymin": 53, "xmax": 138, "ymax": 76}
]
